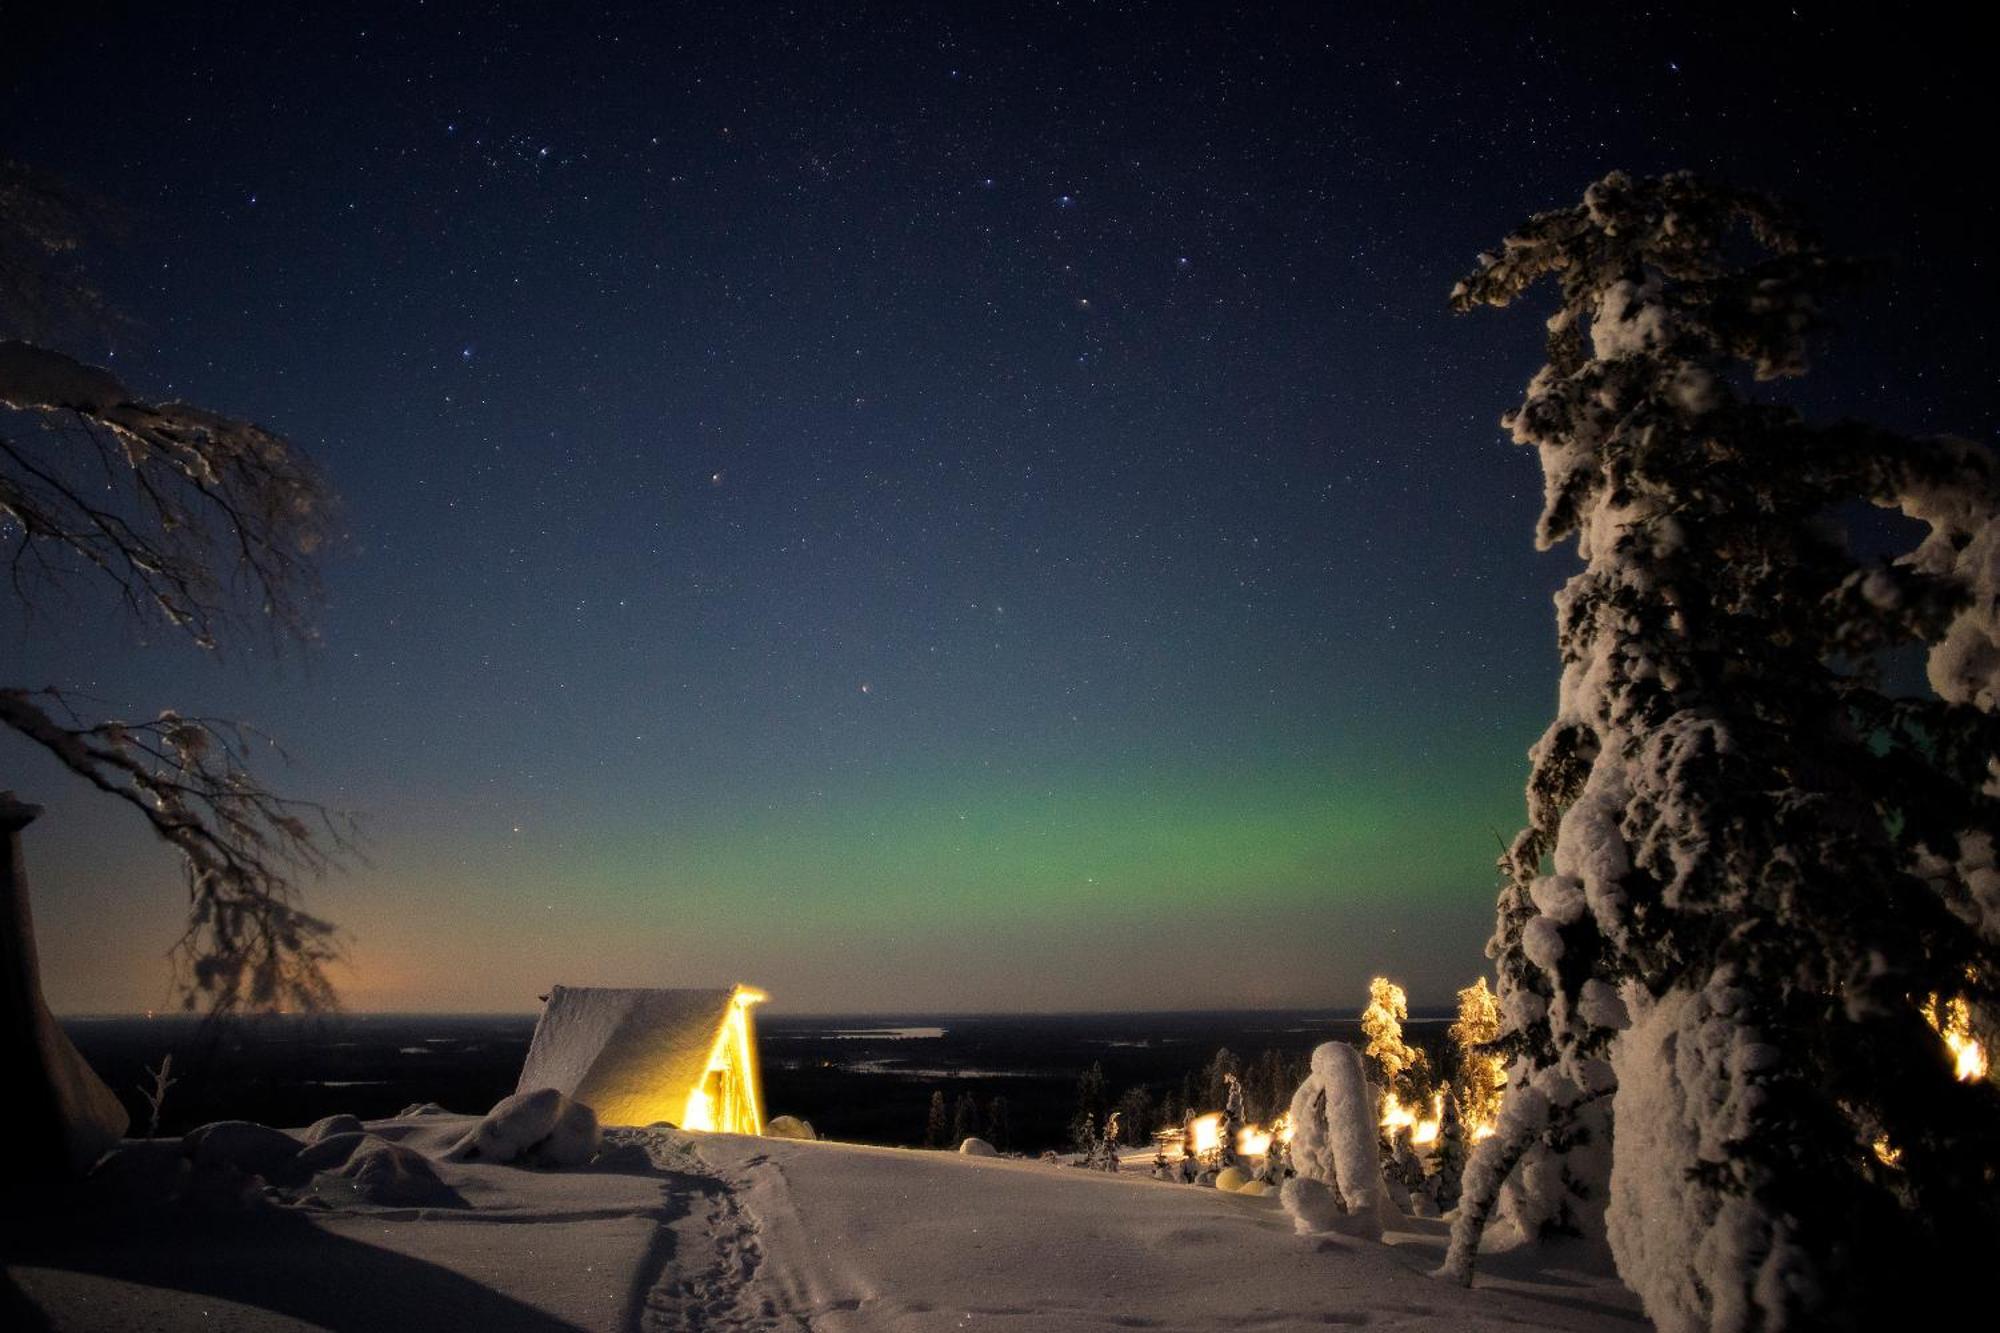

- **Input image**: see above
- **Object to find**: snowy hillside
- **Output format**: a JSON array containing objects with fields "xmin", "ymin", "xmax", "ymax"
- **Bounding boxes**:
[{"xmin": 2, "ymin": 1111, "xmax": 1648, "ymax": 1331}]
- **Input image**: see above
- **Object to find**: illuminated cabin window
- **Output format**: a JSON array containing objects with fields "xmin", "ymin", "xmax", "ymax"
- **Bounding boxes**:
[{"xmin": 682, "ymin": 987, "xmax": 767, "ymax": 1135}]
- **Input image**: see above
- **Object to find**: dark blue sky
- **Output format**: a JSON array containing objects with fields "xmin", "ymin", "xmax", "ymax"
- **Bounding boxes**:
[{"xmin": 3, "ymin": 4, "xmax": 1992, "ymax": 1012}]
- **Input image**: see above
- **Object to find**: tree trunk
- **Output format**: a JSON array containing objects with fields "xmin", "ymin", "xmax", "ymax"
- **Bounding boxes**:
[{"xmin": 0, "ymin": 792, "xmax": 128, "ymax": 1180}]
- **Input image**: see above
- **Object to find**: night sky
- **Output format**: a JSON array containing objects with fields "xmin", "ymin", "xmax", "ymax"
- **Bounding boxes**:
[{"xmin": 2, "ymin": 4, "xmax": 1992, "ymax": 1014}]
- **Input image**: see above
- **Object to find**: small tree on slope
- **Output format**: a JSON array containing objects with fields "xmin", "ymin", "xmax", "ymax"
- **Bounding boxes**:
[{"xmin": 1439, "ymin": 171, "xmax": 2000, "ymax": 1329}]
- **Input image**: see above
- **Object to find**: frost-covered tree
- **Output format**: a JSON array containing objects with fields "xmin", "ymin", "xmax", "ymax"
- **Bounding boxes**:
[
  {"xmin": 951, "ymin": 1091, "xmax": 979, "ymax": 1146},
  {"xmin": 1448, "ymin": 977, "xmax": 1505, "ymax": 1134},
  {"xmin": 1, "ymin": 162, "xmax": 345, "ymax": 1177},
  {"xmin": 985, "ymin": 1095, "xmax": 1012, "ymax": 1152},
  {"xmin": 1256, "ymin": 1125, "xmax": 1291, "ymax": 1186},
  {"xmin": 1282, "ymin": 1041, "xmax": 1394, "ymax": 1240},
  {"xmin": 1386, "ymin": 1126, "xmax": 1426, "ymax": 1197},
  {"xmin": 1071, "ymin": 1060, "xmax": 1108, "ymax": 1153},
  {"xmin": 1151, "ymin": 1130, "xmax": 1175, "ymax": 1180},
  {"xmin": 1360, "ymin": 977, "xmax": 1431, "ymax": 1106},
  {"xmin": 1114, "ymin": 1084, "xmax": 1154, "ymax": 1146},
  {"xmin": 1200, "ymin": 1046, "xmax": 1241, "ymax": 1114},
  {"xmin": 924, "ymin": 1091, "xmax": 948, "ymax": 1149},
  {"xmin": 1359, "ymin": 978, "xmax": 1412, "ymax": 1086},
  {"xmin": 1440, "ymin": 170, "xmax": 2000, "ymax": 1328},
  {"xmin": 1216, "ymin": 1071, "xmax": 1246, "ymax": 1172},
  {"xmin": 1427, "ymin": 1085, "xmax": 1467, "ymax": 1215},
  {"xmin": 1094, "ymin": 1111, "xmax": 1123, "ymax": 1171}
]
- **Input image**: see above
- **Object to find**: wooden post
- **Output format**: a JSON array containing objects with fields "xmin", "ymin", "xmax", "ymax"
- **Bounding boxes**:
[{"xmin": 0, "ymin": 792, "xmax": 128, "ymax": 1180}]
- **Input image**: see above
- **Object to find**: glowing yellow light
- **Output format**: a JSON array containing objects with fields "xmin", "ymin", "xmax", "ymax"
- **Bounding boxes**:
[
  {"xmin": 1238, "ymin": 1127, "xmax": 1271, "ymax": 1157},
  {"xmin": 680, "ymin": 985, "xmax": 768, "ymax": 1135},
  {"xmin": 1188, "ymin": 1114, "xmax": 1222, "ymax": 1155},
  {"xmin": 1871, "ymin": 1136, "xmax": 1903, "ymax": 1169},
  {"xmin": 1923, "ymin": 993, "xmax": 1988, "ymax": 1084},
  {"xmin": 1380, "ymin": 1090, "xmax": 1445, "ymax": 1146},
  {"xmin": 733, "ymin": 987, "xmax": 766, "ymax": 1137}
]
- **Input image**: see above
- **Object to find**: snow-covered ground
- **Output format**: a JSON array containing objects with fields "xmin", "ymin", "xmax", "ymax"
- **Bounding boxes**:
[{"xmin": 2, "ymin": 1111, "xmax": 1649, "ymax": 1331}]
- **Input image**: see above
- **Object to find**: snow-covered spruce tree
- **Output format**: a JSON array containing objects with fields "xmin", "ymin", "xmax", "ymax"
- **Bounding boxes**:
[
  {"xmin": 1201, "ymin": 1046, "xmax": 1241, "ymax": 1114},
  {"xmin": 1217, "ymin": 1071, "xmax": 1246, "ymax": 1172},
  {"xmin": 1361, "ymin": 976, "xmax": 1433, "ymax": 1111},
  {"xmin": 1115, "ymin": 1084, "xmax": 1155, "ymax": 1145},
  {"xmin": 1071, "ymin": 1060, "xmax": 1108, "ymax": 1152},
  {"xmin": 1359, "ymin": 977, "xmax": 1414, "ymax": 1090},
  {"xmin": 1439, "ymin": 171, "xmax": 2000, "ymax": 1326},
  {"xmin": 1095, "ymin": 1111, "xmax": 1123, "ymax": 1171},
  {"xmin": 1257, "ymin": 1125, "xmax": 1291, "ymax": 1186},
  {"xmin": 1427, "ymin": 1085, "xmax": 1467, "ymax": 1214},
  {"xmin": 924, "ymin": 1091, "xmax": 948, "ymax": 1149},
  {"xmin": 1448, "ymin": 977, "xmax": 1506, "ymax": 1133},
  {"xmin": 985, "ymin": 1095, "xmax": 1012, "ymax": 1152}
]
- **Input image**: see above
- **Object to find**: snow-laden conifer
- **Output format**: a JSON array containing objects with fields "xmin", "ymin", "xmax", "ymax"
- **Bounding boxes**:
[{"xmin": 1441, "ymin": 171, "xmax": 2000, "ymax": 1327}]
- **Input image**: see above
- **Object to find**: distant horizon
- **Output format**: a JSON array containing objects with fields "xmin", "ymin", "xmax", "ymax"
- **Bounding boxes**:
[{"xmin": 55, "ymin": 1002, "xmax": 1463, "ymax": 1023}]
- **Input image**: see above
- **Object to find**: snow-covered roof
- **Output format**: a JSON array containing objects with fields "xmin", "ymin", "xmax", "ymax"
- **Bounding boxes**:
[{"xmin": 516, "ymin": 985, "xmax": 749, "ymax": 1128}]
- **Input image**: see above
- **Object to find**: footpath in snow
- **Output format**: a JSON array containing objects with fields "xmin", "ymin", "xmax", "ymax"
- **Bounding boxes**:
[{"xmin": 2, "ymin": 1110, "xmax": 1649, "ymax": 1331}]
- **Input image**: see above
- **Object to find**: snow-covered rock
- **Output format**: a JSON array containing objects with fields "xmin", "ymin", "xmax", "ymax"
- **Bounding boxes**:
[
  {"xmin": 957, "ymin": 1136, "xmax": 996, "ymax": 1156},
  {"xmin": 1280, "ymin": 1176, "xmax": 1344, "ymax": 1235},
  {"xmin": 302, "ymin": 1114, "xmax": 364, "ymax": 1144},
  {"xmin": 300, "ymin": 1133, "xmax": 460, "ymax": 1208},
  {"xmin": 183, "ymin": 1120, "xmax": 305, "ymax": 1178},
  {"xmin": 765, "ymin": 1115, "xmax": 817, "ymax": 1141},
  {"xmin": 443, "ymin": 1088, "xmax": 600, "ymax": 1167}
]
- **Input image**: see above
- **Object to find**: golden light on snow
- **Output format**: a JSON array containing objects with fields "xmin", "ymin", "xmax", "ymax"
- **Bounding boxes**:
[
  {"xmin": 1172, "ymin": 1114, "xmax": 1288, "ymax": 1162},
  {"xmin": 1233, "ymin": 1114, "xmax": 1294, "ymax": 1157},
  {"xmin": 1381, "ymin": 1089, "xmax": 1445, "ymax": 1145},
  {"xmin": 682, "ymin": 987, "xmax": 768, "ymax": 1135},
  {"xmin": 1923, "ymin": 994, "xmax": 1987, "ymax": 1083}
]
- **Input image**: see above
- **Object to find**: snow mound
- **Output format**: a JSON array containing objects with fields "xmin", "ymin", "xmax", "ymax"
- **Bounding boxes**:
[
  {"xmin": 442, "ymin": 1088, "xmax": 601, "ymax": 1167},
  {"xmin": 765, "ymin": 1115, "xmax": 817, "ymax": 1141},
  {"xmin": 299, "ymin": 1133, "xmax": 462, "ymax": 1208},
  {"xmin": 182, "ymin": 1121, "xmax": 305, "ymax": 1178},
  {"xmin": 1282, "ymin": 1176, "xmax": 1344, "ymax": 1235},
  {"xmin": 957, "ymin": 1136, "xmax": 997, "ymax": 1156},
  {"xmin": 302, "ymin": 1114, "xmax": 364, "ymax": 1144}
]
